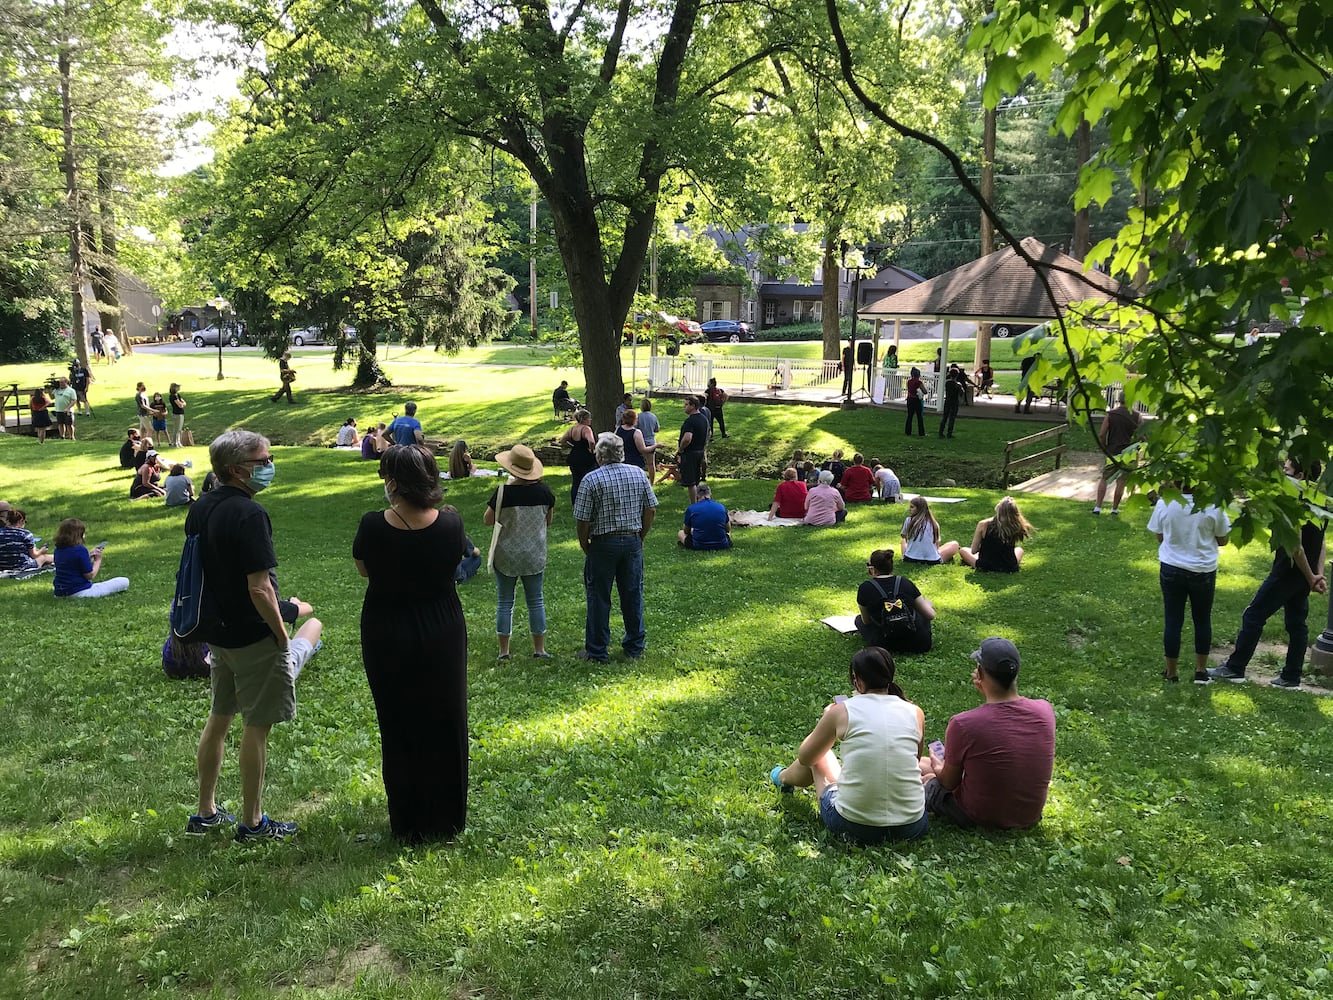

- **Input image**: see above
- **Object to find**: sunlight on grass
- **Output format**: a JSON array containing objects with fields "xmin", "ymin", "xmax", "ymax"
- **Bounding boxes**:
[{"xmin": 1207, "ymin": 688, "xmax": 1259, "ymax": 715}]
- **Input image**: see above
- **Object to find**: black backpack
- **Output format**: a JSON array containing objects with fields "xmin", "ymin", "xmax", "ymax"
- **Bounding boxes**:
[
  {"xmin": 170, "ymin": 493, "xmax": 236, "ymax": 642},
  {"xmin": 870, "ymin": 577, "xmax": 917, "ymax": 639}
]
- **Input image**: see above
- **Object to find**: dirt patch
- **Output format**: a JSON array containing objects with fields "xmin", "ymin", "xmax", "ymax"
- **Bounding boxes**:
[
  {"xmin": 1209, "ymin": 641, "xmax": 1333, "ymax": 694},
  {"xmin": 304, "ymin": 942, "xmax": 406, "ymax": 988}
]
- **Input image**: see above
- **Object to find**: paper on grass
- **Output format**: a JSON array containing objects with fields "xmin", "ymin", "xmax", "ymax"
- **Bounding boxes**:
[{"xmin": 821, "ymin": 615, "xmax": 859, "ymax": 635}]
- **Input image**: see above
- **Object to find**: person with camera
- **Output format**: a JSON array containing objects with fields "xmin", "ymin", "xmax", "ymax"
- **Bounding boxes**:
[{"xmin": 855, "ymin": 548, "xmax": 935, "ymax": 654}]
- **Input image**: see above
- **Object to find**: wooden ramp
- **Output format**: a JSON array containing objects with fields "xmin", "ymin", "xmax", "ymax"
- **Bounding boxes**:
[{"xmin": 1010, "ymin": 460, "xmax": 1102, "ymax": 501}]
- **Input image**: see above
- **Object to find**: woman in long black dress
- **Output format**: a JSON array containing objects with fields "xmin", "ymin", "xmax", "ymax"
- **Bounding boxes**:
[
  {"xmin": 560, "ymin": 408, "xmax": 597, "ymax": 505},
  {"xmin": 353, "ymin": 445, "xmax": 469, "ymax": 842}
]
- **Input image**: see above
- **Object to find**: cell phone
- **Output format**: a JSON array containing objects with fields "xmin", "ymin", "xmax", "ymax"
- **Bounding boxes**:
[
  {"xmin": 833, "ymin": 695, "xmax": 848, "ymax": 704},
  {"xmin": 929, "ymin": 739, "xmax": 945, "ymax": 758},
  {"xmin": 94, "ymin": 542, "xmax": 106, "ymax": 551}
]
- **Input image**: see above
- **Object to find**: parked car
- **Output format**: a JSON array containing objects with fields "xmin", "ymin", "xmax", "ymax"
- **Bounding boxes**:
[
  {"xmin": 700, "ymin": 319, "xmax": 754, "ymax": 343},
  {"xmin": 289, "ymin": 325, "xmax": 358, "ymax": 346},
  {"xmin": 992, "ymin": 322, "xmax": 1038, "ymax": 339},
  {"xmin": 191, "ymin": 323, "xmax": 253, "ymax": 348}
]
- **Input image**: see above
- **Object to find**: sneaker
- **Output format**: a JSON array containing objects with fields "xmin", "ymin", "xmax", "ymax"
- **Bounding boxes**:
[
  {"xmin": 185, "ymin": 808, "xmax": 235, "ymax": 834},
  {"xmin": 1193, "ymin": 671, "xmax": 1212, "ymax": 685},
  {"xmin": 1206, "ymin": 665, "xmax": 1247, "ymax": 683},
  {"xmin": 769, "ymin": 765, "xmax": 794, "ymax": 794},
  {"xmin": 1091, "ymin": 507, "xmax": 1101, "ymax": 515},
  {"xmin": 1270, "ymin": 676, "xmax": 1302, "ymax": 689},
  {"xmin": 532, "ymin": 651, "xmax": 553, "ymax": 660},
  {"xmin": 574, "ymin": 649, "xmax": 609, "ymax": 664},
  {"xmin": 1161, "ymin": 671, "xmax": 1179, "ymax": 684},
  {"xmin": 1110, "ymin": 508, "xmax": 1120, "ymax": 516},
  {"xmin": 234, "ymin": 815, "xmax": 298, "ymax": 843}
]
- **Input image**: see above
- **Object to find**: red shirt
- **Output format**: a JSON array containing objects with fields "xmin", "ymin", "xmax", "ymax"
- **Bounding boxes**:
[
  {"xmin": 840, "ymin": 464, "xmax": 874, "ymax": 502},
  {"xmin": 944, "ymin": 698, "xmax": 1055, "ymax": 828},
  {"xmin": 773, "ymin": 479, "xmax": 807, "ymax": 518}
]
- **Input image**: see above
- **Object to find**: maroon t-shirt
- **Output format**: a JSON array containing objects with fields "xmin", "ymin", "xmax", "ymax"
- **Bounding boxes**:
[
  {"xmin": 773, "ymin": 479, "xmax": 807, "ymax": 518},
  {"xmin": 945, "ymin": 698, "xmax": 1055, "ymax": 828},
  {"xmin": 840, "ymin": 464, "xmax": 875, "ymax": 502}
]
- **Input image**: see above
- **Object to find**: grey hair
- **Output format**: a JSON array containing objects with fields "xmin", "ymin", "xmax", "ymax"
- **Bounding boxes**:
[
  {"xmin": 574, "ymin": 408, "xmax": 591, "ymax": 423},
  {"xmin": 697, "ymin": 483, "xmax": 712, "ymax": 497},
  {"xmin": 211, "ymin": 429, "xmax": 269, "ymax": 478},
  {"xmin": 818, "ymin": 469, "xmax": 835, "ymax": 486},
  {"xmin": 594, "ymin": 431, "xmax": 625, "ymax": 465}
]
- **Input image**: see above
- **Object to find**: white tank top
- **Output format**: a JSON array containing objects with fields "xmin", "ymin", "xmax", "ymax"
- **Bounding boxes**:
[{"xmin": 836, "ymin": 694, "xmax": 925, "ymax": 827}]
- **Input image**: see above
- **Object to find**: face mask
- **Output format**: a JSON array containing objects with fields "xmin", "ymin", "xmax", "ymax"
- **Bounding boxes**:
[
  {"xmin": 248, "ymin": 462, "xmax": 276, "ymax": 492},
  {"xmin": 384, "ymin": 482, "xmax": 394, "ymax": 505}
]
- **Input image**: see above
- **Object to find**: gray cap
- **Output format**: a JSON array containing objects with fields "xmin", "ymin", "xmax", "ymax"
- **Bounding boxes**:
[{"xmin": 971, "ymin": 636, "xmax": 1021, "ymax": 679}]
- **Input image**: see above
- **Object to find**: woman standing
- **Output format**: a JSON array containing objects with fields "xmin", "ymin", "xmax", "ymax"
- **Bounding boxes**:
[
  {"xmin": 904, "ymin": 367, "xmax": 926, "ymax": 437},
  {"xmin": 484, "ymin": 444, "xmax": 555, "ymax": 660},
  {"xmin": 29, "ymin": 388, "xmax": 52, "ymax": 444},
  {"xmin": 1147, "ymin": 486, "xmax": 1230, "ymax": 683},
  {"xmin": 271, "ymin": 351, "xmax": 295, "ymax": 403},
  {"xmin": 615, "ymin": 410, "xmax": 652, "ymax": 471},
  {"xmin": 636, "ymin": 398, "xmax": 660, "ymax": 483},
  {"xmin": 769, "ymin": 647, "xmax": 928, "ymax": 845},
  {"xmin": 168, "ymin": 383, "xmax": 186, "ymax": 447},
  {"xmin": 560, "ymin": 408, "xmax": 597, "ymax": 505},
  {"xmin": 900, "ymin": 496, "xmax": 960, "ymax": 564},
  {"xmin": 353, "ymin": 445, "xmax": 469, "ymax": 842},
  {"xmin": 959, "ymin": 496, "xmax": 1034, "ymax": 572}
]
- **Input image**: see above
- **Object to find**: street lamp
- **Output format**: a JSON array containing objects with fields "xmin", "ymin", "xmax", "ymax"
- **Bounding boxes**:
[{"xmin": 207, "ymin": 296, "xmax": 229, "ymax": 381}]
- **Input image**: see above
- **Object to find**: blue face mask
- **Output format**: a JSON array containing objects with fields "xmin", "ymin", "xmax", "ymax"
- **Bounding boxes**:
[{"xmin": 247, "ymin": 462, "xmax": 276, "ymax": 492}]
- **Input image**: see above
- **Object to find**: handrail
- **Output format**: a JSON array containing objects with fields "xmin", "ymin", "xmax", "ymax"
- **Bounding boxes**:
[{"xmin": 1002, "ymin": 424, "xmax": 1068, "ymax": 487}]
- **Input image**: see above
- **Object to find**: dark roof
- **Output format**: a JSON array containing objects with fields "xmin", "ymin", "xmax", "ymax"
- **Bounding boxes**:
[
  {"xmin": 860, "ymin": 237, "xmax": 1126, "ymax": 321},
  {"xmin": 759, "ymin": 282, "xmax": 822, "ymax": 297}
]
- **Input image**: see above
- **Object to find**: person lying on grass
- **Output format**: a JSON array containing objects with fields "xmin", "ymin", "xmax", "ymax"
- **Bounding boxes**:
[{"xmin": 770, "ymin": 646, "xmax": 928, "ymax": 846}]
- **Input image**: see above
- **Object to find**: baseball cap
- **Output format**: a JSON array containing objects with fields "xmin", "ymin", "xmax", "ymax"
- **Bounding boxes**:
[{"xmin": 971, "ymin": 636, "xmax": 1020, "ymax": 679}]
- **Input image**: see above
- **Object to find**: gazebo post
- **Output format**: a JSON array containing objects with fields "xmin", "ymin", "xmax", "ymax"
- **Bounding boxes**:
[{"xmin": 937, "ymin": 318, "xmax": 951, "ymax": 412}]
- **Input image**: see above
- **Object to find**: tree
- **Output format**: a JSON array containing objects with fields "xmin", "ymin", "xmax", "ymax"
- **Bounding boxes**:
[{"xmin": 828, "ymin": 0, "xmax": 1332, "ymax": 543}]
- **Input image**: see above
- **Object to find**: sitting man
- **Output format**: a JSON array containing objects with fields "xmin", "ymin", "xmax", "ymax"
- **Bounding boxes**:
[
  {"xmin": 552, "ymin": 380, "xmax": 579, "ymax": 418},
  {"xmin": 678, "ymin": 483, "xmax": 732, "ymax": 550},
  {"xmin": 839, "ymin": 453, "xmax": 875, "ymax": 503},
  {"xmin": 919, "ymin": 637, "xmax": 1056, "ymax": 829},
  {"xmin": 119, "ymin": 428, "xmax": 142, "ymax": 469},
  {"xmin": 973, "ymin": 360, "xmax": 996, "ymax": 398}
]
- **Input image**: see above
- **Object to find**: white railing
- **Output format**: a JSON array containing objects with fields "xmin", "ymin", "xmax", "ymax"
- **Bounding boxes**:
[{"xmin": 643, "ymin": 353, "xmax": 936, "ymax": 399}]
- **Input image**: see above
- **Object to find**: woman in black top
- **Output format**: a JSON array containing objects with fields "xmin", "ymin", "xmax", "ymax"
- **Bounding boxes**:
[
  {"xmin": 854, "ymin": 549, "xmax": 936, "ymax": 654},
  {"xmin": 560, "ymin": 408, "xmax": 598, "ymax": 505},
  {"xmin": 353, "ymin": 445, "xmax": 468, "ymax": 842}
]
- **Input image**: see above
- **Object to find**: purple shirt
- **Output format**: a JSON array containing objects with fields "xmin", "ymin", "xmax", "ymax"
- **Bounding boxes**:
[
  {"xmin": 944, "ymin": 698, "xmax": 1055, "ymax": 828},
  {"xmin": 803, "ymin": 484, "xmax": 845, "ymax": 526}
]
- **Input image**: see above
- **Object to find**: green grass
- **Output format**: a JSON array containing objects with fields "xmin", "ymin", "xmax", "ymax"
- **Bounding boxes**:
[{"xmin": 2, "ymin": 359, "xmax": 1331, "ymax": 999}]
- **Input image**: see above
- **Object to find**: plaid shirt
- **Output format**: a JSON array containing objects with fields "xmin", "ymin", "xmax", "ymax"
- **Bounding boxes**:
[{"xmin": 573, "ymin": 462, "xmax": 658, "ymax": 536}]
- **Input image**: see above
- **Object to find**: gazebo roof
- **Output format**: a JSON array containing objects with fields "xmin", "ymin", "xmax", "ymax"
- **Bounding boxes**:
[{"xmin": 861, "ymin": 237, "xmax": 1126, "ymax": 323}]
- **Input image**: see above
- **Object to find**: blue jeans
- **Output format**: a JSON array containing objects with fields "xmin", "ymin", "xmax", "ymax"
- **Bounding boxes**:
[
  {"xmin": 583, "ymin": 534, "xmax": 645, "ymax": 660},
  {"xmin": 495, "ymin": 571, "xmax": 546, "ymax": 637},
  {"xmin": 819, "ymin": 786, "xmax": 928, "ymax": 845},
  {"xmin": 1224, "ymin": 569, "xmax": 1311, "ymax": 682},
  {"xmin": 1159, "ymin": 563, "xmax": 1217, "ymax": 658}
]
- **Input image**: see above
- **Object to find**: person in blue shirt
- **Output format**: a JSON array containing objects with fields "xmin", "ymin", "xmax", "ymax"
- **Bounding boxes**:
[
  {"xmin": 677, "ymin": 484, "xmax": 732, "ymax": 550},
  {"xmin": 388, "ymin": 401, "xmax": 424, "ymax": 447}
]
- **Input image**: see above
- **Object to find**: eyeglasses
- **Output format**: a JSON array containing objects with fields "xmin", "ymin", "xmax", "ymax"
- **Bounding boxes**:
[{"xmin": 239, "ymin": 456, "xmax": 273, "ymax": 467}]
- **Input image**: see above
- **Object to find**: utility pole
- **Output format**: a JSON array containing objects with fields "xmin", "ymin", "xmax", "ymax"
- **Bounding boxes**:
[{"xmin": 529, "ymin": 188, "xmax": 538, "ymax": 338}]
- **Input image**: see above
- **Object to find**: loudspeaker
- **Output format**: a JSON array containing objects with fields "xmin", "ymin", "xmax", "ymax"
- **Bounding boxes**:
[{"xmin": 856, "ymin": 342, "xmax": 873, "ymax": 365}]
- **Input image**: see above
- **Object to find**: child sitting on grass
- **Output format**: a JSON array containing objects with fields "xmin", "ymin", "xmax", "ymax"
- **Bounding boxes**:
[{"xmin": 52, "ymin": 518, "xmax": 129, "ymax": 598}]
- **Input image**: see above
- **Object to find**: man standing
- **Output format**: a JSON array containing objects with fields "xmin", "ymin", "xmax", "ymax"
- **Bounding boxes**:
[
  {"xmin": 135, "ymin": 382, "xmax": 152, "ymax": 436},
  {"xmin": 939, "ymin": 369, "xmax": 962, "ymax": 438},
  {"xmin": 677, "ymin": 396, "xmax": 710, "ymax": 504},
  {"xmin": 573, "ymin": 432, "xmax": 658, "ymax": 662},
  {"xmin": 70, "ymin": 362, "xmax": 94, "ymax": 416},
  {"xmin": 841, "ymin": 343, "xmax": 855, "ymax": 396},
  {"xmin": 705, "ymin": 378, "xmax": 729, "ymax": 438},
  {"xmin": 388, "ymin": 402, "xmax": 424, "ymax": 447},
  {"xmin": 1092, "ymin": 392, "xmax": 1141, "ymax": 515},
  {"xmin": 90, "ymin": 327, "xmax": 105, "ymax": 363},
  {"xmin": 1015, "ymin": 354, "xmax": 1038, "ymax": 413},
  {"xmin": 1208, "ymin": 457, "xmax": 1328, "ymax": 688},
  {"xmin": 920, "ymin": 637, "xmax": 1056, "ymax": 829},
  {"xmin": 270, "ymin": 351, "xmax": 295, "ymax": 403},
  {"xmin": 51, "ymin": 378, "xmax": 78, "ymax": 441},
  {"xmin": 678, "ymin": 483, "xmax": 732, "ymax": 549},
  {"xmin": 185, "ymin": 430, "xmax": 323, "ymax": 841}
]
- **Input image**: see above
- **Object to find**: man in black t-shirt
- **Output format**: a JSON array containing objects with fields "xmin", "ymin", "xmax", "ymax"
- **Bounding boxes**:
[
  {"xmin": 1093, "ymin": 394, "xmax": 1141, "ymax": 514},
  {"xmin": 1209, "ymin": 457, "xmax": 1328, "ymax": 688},
  {"xmin": 183, "ymin": 429, "xmax": 323, "ymax": 842},
  {"xmin": 940, "ymin": 370, "xmax": 962, "ymax": 438},
  {"xmin": 677, "ymin": 397, "xmax": 710, "ymax": 503}
]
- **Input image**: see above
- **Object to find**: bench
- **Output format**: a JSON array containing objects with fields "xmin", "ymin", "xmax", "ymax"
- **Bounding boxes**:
[{"xmin": 1001, "ymin": 424, "xmax": 1068, "ymax": 487}]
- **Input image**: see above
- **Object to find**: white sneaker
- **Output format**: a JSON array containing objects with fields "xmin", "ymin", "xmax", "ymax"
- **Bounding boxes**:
[{"xmin": 1091, "ymin": 507, "xmax": 1101, "ymax": 515}]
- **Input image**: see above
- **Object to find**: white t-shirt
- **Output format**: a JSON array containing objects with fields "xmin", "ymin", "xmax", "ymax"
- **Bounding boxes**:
[
  {"xmin": 336, "ymin": 425, "xmax": 357, "ymax": 446},
  {"xmin": 836, "ymin": 694, "xmax": 925, "ymax": 827},
  {"xmin": 875, "ymin": 467, "xmax": 901, "ymax": 499},
  {"xmin": 901, "ymin": 516, "xmax": 940, "ymax": 561},
  {"xmin": 1147, "ymin": 496, "xmax": 1230, "ymax": 572}
]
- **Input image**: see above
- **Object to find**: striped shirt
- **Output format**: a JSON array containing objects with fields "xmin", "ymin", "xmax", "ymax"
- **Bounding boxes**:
[{"xmin": 573, "ymin": 462, "xmax": 658, "ymax": 536}]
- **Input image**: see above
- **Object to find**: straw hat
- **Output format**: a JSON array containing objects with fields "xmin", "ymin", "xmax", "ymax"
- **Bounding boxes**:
[{"xmin": 495, "ymin": 443, "xmax": 543, "ymax": 481}]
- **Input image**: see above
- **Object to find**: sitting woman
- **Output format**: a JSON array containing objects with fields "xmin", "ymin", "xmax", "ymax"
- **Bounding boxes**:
[
  {"xmin": 960, "ymin": 496, "xmax": 1033, "ymax": 572},
  {"xmin": 335, "ymin": 418, "xmax": 360, "ymax": 448},
  {"xmin": 162, "ymin": 463, "xmax": 195, "ymax": 506},
  {"xmin": 768, "ymin": 467, "xmax": 808, "ymax": 520},
  {"xmin": 131, "ymin": 451, "xmax": 167, "ymax": 499},
  {"xmin": 803, "ymin": 469, "xmax": 846, "ymax": 526},
  {"xmin": 52, "ymin": 518, "xmax": 130, "ymax": 598},
  {"xmin": 134, "ymin": 436, "xmax": 155, "ymax": 469},
  {"xmin": 448, "ymin": 439, "xmax": 476, "ymax": 480},
  {"xmin": 361, "ymin": 423, "xmax": 389, "ymax": 460},
  {"xmin": 899, "ymin": 496, "xmax": 960, "ymax": 564},
  {"xmin": 769, "ymin": 646, "xmax": 928, "ymax": 846},
  {"xmin": 855, "ymin": 549, "xmax": 935, "ymax": 654},
  {"xmin": 0, "ymin": 508, "xmax": 54, "ymax": 573}
]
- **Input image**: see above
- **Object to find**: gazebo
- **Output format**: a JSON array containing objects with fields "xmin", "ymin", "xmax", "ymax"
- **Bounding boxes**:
[{"xmin": 860, "ymin": 237, "xmax": 1127, "ymax": 410}]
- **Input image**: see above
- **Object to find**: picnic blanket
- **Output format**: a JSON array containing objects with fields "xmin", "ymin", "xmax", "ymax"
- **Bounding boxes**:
[
  {"xmin": 729, "ymin": 511, "xmax": 804, "ymax": 527},
  {"xmin": 0, "ymin": 564, "xmax": 54, "ymax": 582}
]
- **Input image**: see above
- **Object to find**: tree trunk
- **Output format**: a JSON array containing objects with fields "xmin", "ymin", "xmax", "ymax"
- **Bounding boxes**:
[
  {"xmin": 58, "ymin": 44, "xmax": 89, "ymax": 369},
  {"xmin": 92, "ymin": 153, "xmax": 124, "ymax": 344},
  {"xmin": 821, "ymin": 240, "xmax": 841, "ymax": 361},
  {"xmin": 351, "ymin": 324, "xmax": 390, "ymax": 388},
  {"xmin": 1071, "ymin": 117, "xmax": 1091, "ymax": 260}
]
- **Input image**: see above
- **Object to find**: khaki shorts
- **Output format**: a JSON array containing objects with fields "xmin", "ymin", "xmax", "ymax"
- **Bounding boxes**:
[{"xmin": 210, "ymin": 635, "xmax": 306, "ymax": 725}]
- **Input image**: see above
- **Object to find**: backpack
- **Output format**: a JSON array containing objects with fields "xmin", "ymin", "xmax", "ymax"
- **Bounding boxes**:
[
  {"xmin": 170, "ymin": 493, "xmax": 236, "ymax": 642},
  {"xmin": 870, "ymin": 577, "xmax": 917, "ymax": 639}
]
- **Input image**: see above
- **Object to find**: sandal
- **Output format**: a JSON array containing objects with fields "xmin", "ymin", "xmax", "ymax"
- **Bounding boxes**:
[
  {"xmin": 497, "ymin": 653, "xmax": 510, "ymax": 662},
  {"xmin": 532, "ymin": 651, "xmax": 553, "ymax": 659}
]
